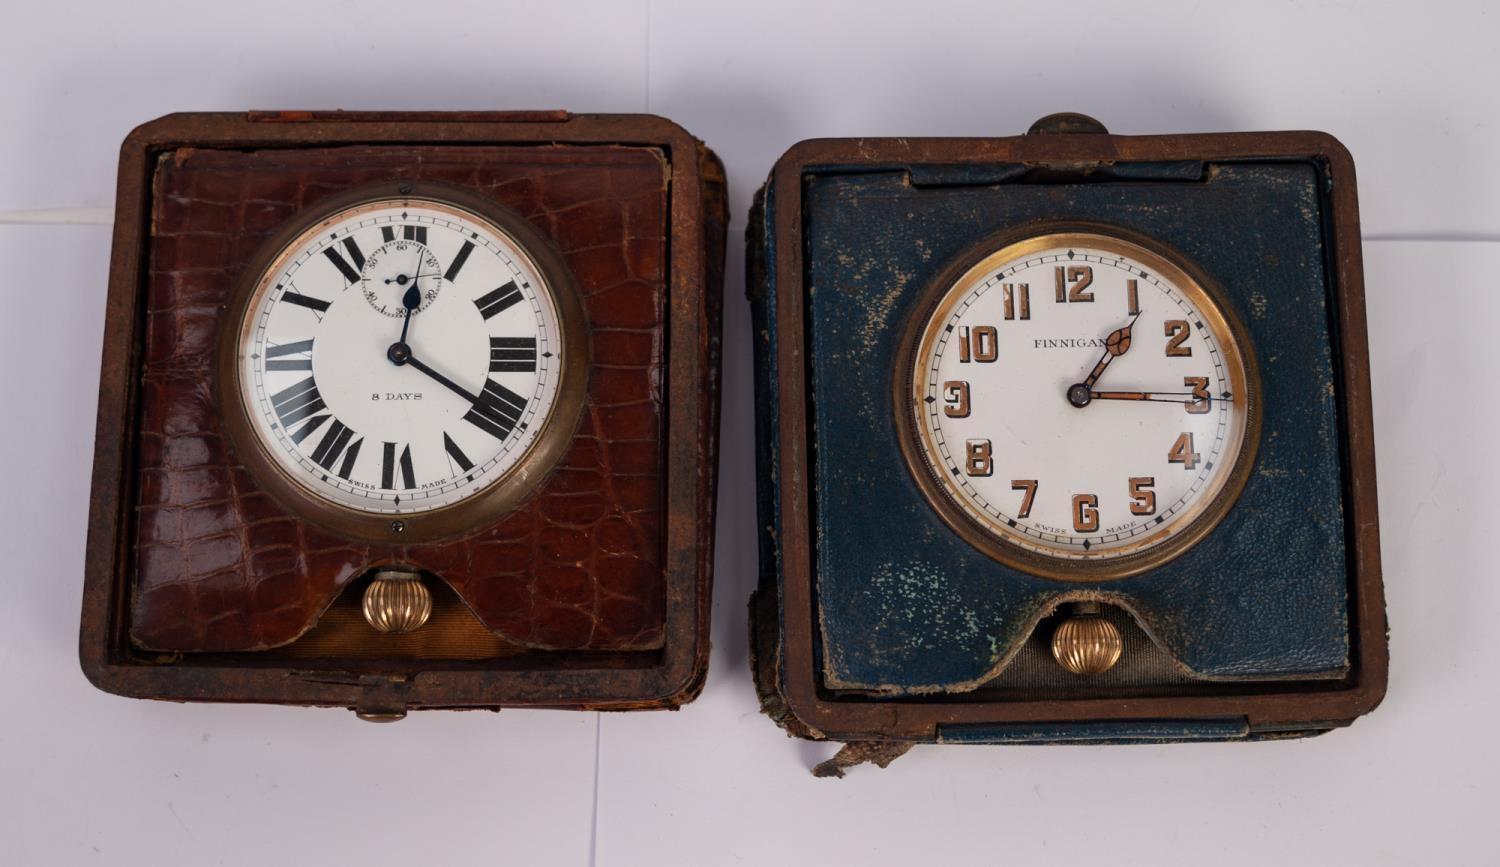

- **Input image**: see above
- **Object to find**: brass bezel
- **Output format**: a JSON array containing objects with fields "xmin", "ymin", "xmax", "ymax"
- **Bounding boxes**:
[
  {"xmin": 892, "ymin": 223, "xmax": 1262, "ymax": 581},
  {"xmin": 216, "ymin": 180, "xmax": 590, "ymax": 545}
]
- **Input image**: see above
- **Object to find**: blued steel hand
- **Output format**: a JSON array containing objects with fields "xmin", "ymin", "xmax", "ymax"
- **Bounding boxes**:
[
  {"xmin": 397, "ymin": 284, "xmax": 420, "ymax": 344},
  {"xmin": 1067, "ymin": 312, "xmax": 1141, "ymax": 407},
  {"xmin": 386, "ymin": 341, "xmax": 479, "ymax": 404},
  {"xmin": 406, "ymin": 353, "xmax": 479, "ymax": 403}
]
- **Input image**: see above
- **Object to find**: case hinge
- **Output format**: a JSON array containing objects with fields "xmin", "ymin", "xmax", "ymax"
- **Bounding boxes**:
[{"xmin": 353, "ymin": 675, "xmax": 411, "ymax": 723}]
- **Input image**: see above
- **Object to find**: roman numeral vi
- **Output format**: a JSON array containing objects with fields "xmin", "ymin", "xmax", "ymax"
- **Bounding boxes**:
[{"xmin": 381, "ymin": 442, "xmax": 416, "ymax": 490}]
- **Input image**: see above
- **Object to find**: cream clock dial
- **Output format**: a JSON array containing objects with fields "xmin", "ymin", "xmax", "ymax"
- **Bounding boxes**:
[
  {"xmin": 221, "ymin": 183, "xmax": 588, "ymax": 542},
  {"xmin": 900, "ymin": 229, "xmax": 1258, "ymax": 579}
]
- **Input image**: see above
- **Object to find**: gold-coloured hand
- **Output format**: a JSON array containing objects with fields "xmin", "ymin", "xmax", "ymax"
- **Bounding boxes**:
[
  {"xmin": 1066, "ymin": 312, "xmax": 1141, "ymax": 408},
  {"xmin": 1089, "ymin": 390, "xmax": 1224, "ymax": 406}
]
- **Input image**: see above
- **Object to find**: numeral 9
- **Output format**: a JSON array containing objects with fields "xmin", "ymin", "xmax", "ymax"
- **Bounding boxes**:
[{"xmin": 942, "ymin": 381, "xmax": 970, "ymax": 417}]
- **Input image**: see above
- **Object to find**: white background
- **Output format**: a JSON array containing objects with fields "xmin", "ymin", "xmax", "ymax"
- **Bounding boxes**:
[{"xmin": 2, "ymin": 1, "xmax": 1495, "ymax": 864}]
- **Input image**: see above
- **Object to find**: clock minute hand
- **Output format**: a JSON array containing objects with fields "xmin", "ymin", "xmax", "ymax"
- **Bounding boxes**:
[
  {"xmin": 406, "ymin": 354, "xmax": 479, "ymax": 404},
  {"xmin": 1092, "ymin": 390, "xmax": 1230, "ymax": 411},
  {"xmin": 387, "ymin": 342, "xmax": 480, "ymax": 404},
  {"xmin": 1090, "ymin": 390, "xmax": 1215, "ymax": 404}
]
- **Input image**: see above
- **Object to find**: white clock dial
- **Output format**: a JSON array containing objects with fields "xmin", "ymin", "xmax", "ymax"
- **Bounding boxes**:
[
  {"xmin": 906, "ymin": 231, "xmax": 1256, "ymax": 571},
  {"xmin": 235, "ymin": 196, "xmax": 569, "ymax": 516}
]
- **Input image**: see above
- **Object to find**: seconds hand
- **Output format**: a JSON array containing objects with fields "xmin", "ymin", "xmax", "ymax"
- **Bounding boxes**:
[{"xmin": 385, "ymin": 269, "xmax": 441, "ymax": 285}]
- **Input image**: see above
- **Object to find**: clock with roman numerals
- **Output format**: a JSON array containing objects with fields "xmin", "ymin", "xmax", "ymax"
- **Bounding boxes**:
[
  {"xmin": 896, "ymin": 225, "xmax": 1260, "ymax": 580},
  {"xmin": 218, "ymin": 180, "xmax": 588, "ymax": 543}
]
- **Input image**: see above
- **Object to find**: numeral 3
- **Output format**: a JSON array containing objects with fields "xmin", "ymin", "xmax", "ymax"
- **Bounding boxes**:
[{"xmin": 1184, "ymin": 376, "xmax": 1211, "ymax": 414}]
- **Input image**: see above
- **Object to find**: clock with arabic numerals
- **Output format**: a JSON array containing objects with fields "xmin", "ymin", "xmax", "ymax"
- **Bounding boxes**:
[
  {"xmin": 748, "ymin": 118, "xmax": 1387, "ymax": 764},
  {"xmin": 895, "ymin": 224, "xmax": 1260, "ymax": 580},
  {"xmin": 218, "ymin": 180, "xmax": 588, "ymax": 544}
]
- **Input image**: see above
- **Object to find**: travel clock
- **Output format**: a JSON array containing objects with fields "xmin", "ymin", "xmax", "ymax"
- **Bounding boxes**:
[
  {"xmin": 80, "ymin": 111, "xmax": 726, "ymax": 719},
  {"xmin": 749, "ymin": 114, "xmax": 1387, "ymax": 775}
]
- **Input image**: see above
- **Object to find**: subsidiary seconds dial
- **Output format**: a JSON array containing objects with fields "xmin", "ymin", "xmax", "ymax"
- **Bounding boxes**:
[
  {"xmin": 221, "ymin": 183, "xmax": 588, "ymax": 542},
  {"xmin": 899, "ymin": 229, "xmax": 1259, "ymax": 579}
]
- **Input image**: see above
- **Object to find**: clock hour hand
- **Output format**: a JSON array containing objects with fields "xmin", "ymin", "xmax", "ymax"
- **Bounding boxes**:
[
  {"xmin": 386, "ymin": 342, "xmax": 480, "ymax": 404},
  {"xmin": 397, "ymin": 284, "xmax": 421, "ymax": 344},
  {"xmin": 1067, "ymin": 312, "xmax": 1141, "ymax": 407}
]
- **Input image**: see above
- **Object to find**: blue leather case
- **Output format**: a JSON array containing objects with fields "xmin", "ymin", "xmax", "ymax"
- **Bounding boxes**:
[{"xmin": 748, "ymin": 120, "xmax": 1387, "ymax": 757}]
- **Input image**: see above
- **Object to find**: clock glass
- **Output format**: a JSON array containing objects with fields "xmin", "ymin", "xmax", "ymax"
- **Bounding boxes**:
[
  {"xmin": 225, "ymin": 186, "xmax": 586, "ymax": 536},
  {"xmin": 901, "ymin": 229, "xmax": 1258, "ymax": 578}
]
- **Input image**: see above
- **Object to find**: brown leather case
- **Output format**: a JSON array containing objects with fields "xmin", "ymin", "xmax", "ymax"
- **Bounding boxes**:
[{"xmin": 80, "ymin": 112, "xmax": 726, "ymax": 716}]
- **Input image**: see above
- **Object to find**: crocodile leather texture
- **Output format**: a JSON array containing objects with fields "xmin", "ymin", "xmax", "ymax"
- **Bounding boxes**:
[{"xmin": 130, "ymin": 144, "xmax": 669, "ymax": 653}]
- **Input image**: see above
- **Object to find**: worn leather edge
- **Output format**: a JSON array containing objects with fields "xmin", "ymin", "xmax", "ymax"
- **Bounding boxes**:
[
  {"xmin": 746, "ymin": 180, "xmax": 827, "ymax": 741},
  {"xmin": 653, "ymin": 137, "xmax": 729, "ymax": 710}
]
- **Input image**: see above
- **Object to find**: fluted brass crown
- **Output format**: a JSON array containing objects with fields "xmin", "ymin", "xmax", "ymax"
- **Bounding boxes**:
[
  {"xmin": 362, "ymin": 570, "xmax": 432, "ymax": 634},
  {"xmin": 1051, "ymin": 612, "xmax": 1123, "ymax": 675}
]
